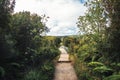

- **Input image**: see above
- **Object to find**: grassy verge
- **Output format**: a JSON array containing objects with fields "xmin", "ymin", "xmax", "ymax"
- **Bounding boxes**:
[
  {"xmin": 70, "ymin": 54, "xmax": 94, "ymax": 80},
  {"xmin": 69, "ymin": 53, "xmax": 76, "ymax": 65}
]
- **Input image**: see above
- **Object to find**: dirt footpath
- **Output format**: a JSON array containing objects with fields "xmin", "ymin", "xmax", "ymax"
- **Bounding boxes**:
[
  {"xmin": 54, "ymin": 63, "xmax": 77, "ymax": 80},
  {"xmin": 58, "ymin": 53, "xmax": 69, "ymax": 62},
  {"xmin": 54, "ymin": 52, "xmax": 77, "ymax": 80}
]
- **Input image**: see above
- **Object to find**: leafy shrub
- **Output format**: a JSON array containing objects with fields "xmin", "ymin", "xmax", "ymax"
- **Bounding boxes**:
[
  {"xmin": 94, "ymin": 66, "xmax": 112, "ymax": 73},
  {"xmin": 88, "ymin": 61, "xmax": 104, "ymax": 68},
  {"xmin": 26, "ymin": 47, "xmax": 59, "ymax": 67},
  {"xmin": 24, "ymin": 69, "xmax": 41, "ymax": 80},
  {"xmin": 74, "ymin": 59, "xmax": 93, "ymax": 80},
  {"xmin": 41, "ymin": 62, "xmax": 54, "ymax": 73},
  {"xmin": 39, "ymin": 47, "xmax": 59, "ymax": 61},
  {"xmin": 78, "ymin": 71, "xmax": 93, "ymax": 80},
  {"xmin": 41, "ymin": 62, "xmax": 55, "ymax": 80},
  {"xmin": 117, "ymin": 63, "xmax": 120, "ymax": 66},
  {"xmin": 104, "ymin": 75, "xmax": 120, "ymax": 80},
  {"xmin": 110, "ymin": 63, "xmax": 120, "ymax": 72},
  {"xmin": 93, "ymin": 66, "xmax": 113, "ymax": 76},
  {"xmin": 10, "ymin": 63, "xmax": 21, "ymax": 68},
  {"xmin": 88, "ymin": 61, "xmax": 113, "ymax": 79},
  {"xmin": 24, "ymin": 62, "xmax": 55, "ymax": 80},
  {"xmin": 0, "ymin": 66, "xmax": 5, "ymax": 77}
]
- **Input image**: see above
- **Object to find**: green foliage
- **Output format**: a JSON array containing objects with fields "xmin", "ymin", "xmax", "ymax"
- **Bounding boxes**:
[
  {"xmin": 93, "ymin": 66, "xmax": 113, "ymax": 78},
  {"xmin": 93, "ymin": 66, "xmax": 112, "ymax": 73},
  {"xmin": 41, "ymin": 62, "xmax": 55, "ymax": 79},
  {"xmin": 104, "ymin": 75, "xmax": 120, "ymax": 80},
  {"xmin": 77, "ymin": 0, "xmax": 106, "ymax": 35},
  {"xmin": 10, "ymin": 63, "xmax": 21, "ymax": 68},
  {"xmin": 88, "ymin": 62, "xmax": 104, "ymax": 68},
  {"xmin": 62, "ymin": 36, "xmax": 79, "ymax": 53},
  {"xmin": 105, "ymin": 0, "xmax": 120, "ymax": 63},
  {"xmin": 88, "ymin": 61, "xmax": 113, "ymax": 79},
  {"xmin": 43, "ymin": 36, "xmax": 61, "ymax": 48},
  {"xmin": 0, "ymin": 0, "xmax": 15, "ymax": 58},
  {"xmin": 39, "ymin": 47, "xmax": 59, "ymax": 61},
  {"xmin": 77, "ymin": 34, "xmax": 98, "ymax": 62},
  {"xmin": 0, "ymin": 0, "xmax": 15, "ymax": 31},
  {"xmin": 41, "ymin": 62, "xmax": 54, "ymax": 73},
  {"xmin": 1, "ymin": 0, "xmax": 120, "ymax": 80},
  {"xmin": 0, "ymin": 1, "xmax": 59, "ymax": 79},
  {"xmin": 24, "ymin": 69, "xmax": 41, "ymax": 80},
  {"xmin": 74, "ymin": 58, "xmax": 94, "ymax": 80},
  {"xmin": 24, "ymin": 62, "xmax": 55, "ymax": 80},
  {"xmin": 78, "ymin": 71, "xmax": 93, "ymax": 80},
  {"xmin": 110, "ymin": 63, "xmax": 120, "ymax": 73},
  {"xmin": 0, "ymin": 66, "xmax": 5, "ymax": 77},
  {"xmin": 76, "ymin": 0, "xmax": 120, "ymax": 79},
  {"xmin": 11, "ymin": 11, "xmax": 48, "ymax": 53}
]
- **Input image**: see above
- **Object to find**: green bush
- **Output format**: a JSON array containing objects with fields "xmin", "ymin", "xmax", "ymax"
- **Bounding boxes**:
[
  {"xmin": 93, "ymin": 66, "xmax": 113, "ymax": 77},
  {"xmin": 10, "ymin": 63, "xmax": 21, "ymax": 68},
  {"xmin": 93, "ymin": 66, "xmax": 113, "ymax": 73},
  {"xmin": 0, "ymin": 66, "xmax": 5, "ymax": 77},
  {"xmin": 88, "ymin": 61, "xmax": 104, "ymax": 68},
  {"xmin": 78, "ymin": 71, "xmax": 93, "ymax": 80},
  {"xmin": 104, "ymin": 75, "xmax": 120, "ymax": 80},
  {"xmin": 41, "ymin": 62, "xmax": 55, "ymax": 80},
  {"xmin": 87, "ymin": 61, "xmax": 113, "ymax": 79},
  {"xmin": 23, "ymin": 47, "xmax": 58, "ymax": 80},
  {"xmin": 24, "ymin": 61, "xmax": 55, "ymax": 80},
  {"xmin": 24, "ymin": 69, "xmax": 41, "ymax": 80},
  {"xmin": 110, "ymin": 63, "xmax": 120, "ymax": 72},
  {"xmin": 41, "ymin": 62, "xmax": 54, "ymax": 73},
  {"xmin": 39, "ymin": 47, "xmax": 59, "ymax": 61}
]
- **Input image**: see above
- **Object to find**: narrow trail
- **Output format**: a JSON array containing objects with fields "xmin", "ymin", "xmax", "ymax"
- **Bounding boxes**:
[{"xmin": 54, "ymin": 47, "xmax": 77, "ymax": 80}]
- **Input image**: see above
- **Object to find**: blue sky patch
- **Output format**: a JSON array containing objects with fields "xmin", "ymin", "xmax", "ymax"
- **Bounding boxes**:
[
  {"xmin": 79, "ymin": 0, "xmax": 86, "ymax": 4},
  {"xmin": 15, "ymin": 0, "xmax": 87, "ymax": 36}
]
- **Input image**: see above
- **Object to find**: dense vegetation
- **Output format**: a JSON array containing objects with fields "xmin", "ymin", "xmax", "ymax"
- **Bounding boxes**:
[
  {"xmin": 63, "ymin": 0, "xmax": 120, "ymax": 80},
  {"xmin": 0, "ymin": 0, "xmax": 120, "ymax": 80},
  {"xmin": 0, "ymin": 0, "xmax": 59, "ymax": 80}
]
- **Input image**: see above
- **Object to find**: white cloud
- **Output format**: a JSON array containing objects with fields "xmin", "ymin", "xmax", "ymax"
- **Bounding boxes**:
[{"xmin": 15, "ymin": 0, "xmax": 87, "ymax": 36}]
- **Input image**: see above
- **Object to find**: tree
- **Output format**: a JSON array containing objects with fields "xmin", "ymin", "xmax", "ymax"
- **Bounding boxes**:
[
  {"xmin": 0, "ymin": 0, "xmax": 15, "ymax": 31},
  {"xmin": 77, "ymin": 0, "xmax": 107, "ymax": 61},
  {"xmin": 102, "ymin": 0, "xmax": 120, "ymax": 63},
  {"xmin": 77, "ymin": 0, "xmax": 107, "ymax": 35},
  {"xmin": 0, "ymin": 0, "xmax": 15, "ymax": 54},
  {"xmin": 0, "ymin": 1, "xmax": 59, "ymax": 79},
  {"xmin": 11, "ymin": 11, "xmax": 49, "ymax": 53},
  {"xmin": 0, "ymin": 0, "xmax": 16, "ymax": 79}
]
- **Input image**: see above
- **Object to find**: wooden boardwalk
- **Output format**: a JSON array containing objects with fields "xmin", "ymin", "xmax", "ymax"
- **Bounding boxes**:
[{"xmin": 54, "ymin": 48, "xmax": 77, "ymax": 80}]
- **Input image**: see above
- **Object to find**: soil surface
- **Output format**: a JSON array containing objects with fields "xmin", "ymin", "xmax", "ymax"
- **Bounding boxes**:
[
  {"xmin": 54, "ymin": 62, "xmax": 77, "ymax": 80},
  {"xmin": 54, "ymin": 47, "xmax": 77, "ymax": 80}
]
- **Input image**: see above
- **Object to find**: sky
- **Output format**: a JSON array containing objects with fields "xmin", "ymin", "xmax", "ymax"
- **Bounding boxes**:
[{"xmin": 14, "ymin": 0, "xmax": 87, "ymax": 36}]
